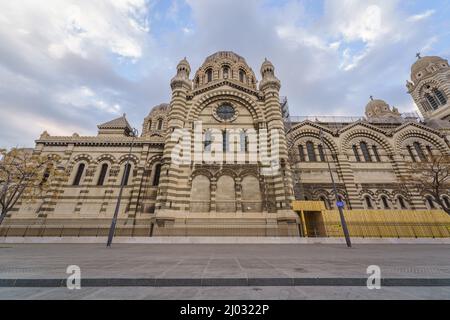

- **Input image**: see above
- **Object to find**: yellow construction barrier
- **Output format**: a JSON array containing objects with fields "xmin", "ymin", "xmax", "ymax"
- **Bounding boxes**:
[{"xmin": 293, "ymin": 201, "xmax": 450, "ymax": 238}]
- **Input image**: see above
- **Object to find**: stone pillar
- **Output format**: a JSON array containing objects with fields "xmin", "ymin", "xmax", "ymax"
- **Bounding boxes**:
[
  {"xmin": 235, "ymin": 177, "xmax": 242, "ymax": 213},
  {"xmin": 335, "ymin": 154, "xmax": 363, "ymax": 209},
  {"xmin": 156, "ymin": 59, "xmax": 192, "ymax": 213},
  {"xmin": 210, "ymin": 177, "xmax": 217, "ymax": 213},
  {"xmin": 127, "ymin": 144, "xmax": 149, "ymax": 218},
  {"xmin": 391, "ymin": 154, "xmax": 426, "ymax": 210},
  {"xmin": 259, "ymin": 59, "xmax": 294, "ymax": 212}
]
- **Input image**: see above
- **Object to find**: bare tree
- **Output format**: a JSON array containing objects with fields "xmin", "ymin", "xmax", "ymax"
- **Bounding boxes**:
[
  {"xmin": 0, "ymin": 148, "xmax": 61, "ymax": 225},
  {"xmin": 403, "ymin": 155, "xmax": 450, "ymax": 215}
]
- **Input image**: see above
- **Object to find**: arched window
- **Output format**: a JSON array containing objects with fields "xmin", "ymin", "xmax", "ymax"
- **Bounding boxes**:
[
  {"xmin": 425, "ymin": 145, "xmax": 433, "ymax": 159},
  {"xmin": 204, "ymin": 130, "xmax": 212, "ymax": 152},
  {"xmin": 407, "ymin": 145, "xmax": 416, "ymax": 162},
  {"xmin": 442, "ymin": 196, "xmax": 450, "ymax": 209},
  {"xmin": 360, "ymin": 142, "xmax": 372, "ymax": 162},
  {"xmin": 352, "ymin": 145, "xmax": 361, "ymax": 162},
  {"xmin": 148, "ymin": 120, "xmax": 152, "ymax": 131},
  {"xmin": 426, "ymin": 93, "xmax": 439, "ymax": 110},
  {"xmin": 157, "ymin": 119, "xmax": 163, "ymax": 131},
  {"xmin": 381, "ymin": 195, "xmax": 390, "ymax": 209},
  {"xmin": 421, "ymin": 101, "xmax": 432, "ymax": 112},
  {"xmin": 152, "ymin": 164, "xmax": 161, "ymax": 186},
  {"xmin": 121, "ymin": 163, "xmax": 131, "ymax": 186},
  {"xmin": 72, "ymin": 163, "xmax": 85, "ymax": 186},
  {"xmin": 364, "ymin": 195, "xmax": 373, "ymax": 209},
  {"xmin": 222, "ymin": 130, "xmax": 228, "ymax": 152},
  {"xmin": 318, "ymin": 144, "xmax": 325, "ymax": 162},
  {"xmin": 39, "ymin": 164, "xmax": 53, "ymax": 186},
  {"xmin": 433, "ymin": 89, "xmax": 447, "ymax": 105},
  {"xmin": 206, "ymin": 69, "xmax": 213, "ymax": 82},
  {"xmin": 239, "ymin": 131, "xmax": 246, "ymax": 152},
  {"xmin": 306, "ymin": 141, "xmax": 316, "ymax": 162},
  {"xmin": 426, "ymin": 196, "xmax": 436, "ymax": 209},
  {"xmin": 239, "ymin": 69, "xmax": 245, "ymax": 82},
  {"xmin": 320, "ymin": 196, "xmax": 330, "ymax": 209},
  {"xmin": 413, "ymin": 142, "xmax": 426, "ymax": 161},
  {"xmin": 372, "ymin": 145, "xmax": 381, "ymax": 162},
  {"xmin": 195, "ymin": 77, "xmax": 199, "ymax": 86},
  {"xmin": 298, "ymin": 145, "xmax": 305, "ymax": 162},
  {"xmin": 97, "ymin": 163, "xmax": 108, "ymax": 186},
  {"xmin": 222, "ymin": 66, "xmax": 229, "ymax": 79},
  {"xmin": 398, "ymin": 196, "xmax": 407, "ymax": 209}
]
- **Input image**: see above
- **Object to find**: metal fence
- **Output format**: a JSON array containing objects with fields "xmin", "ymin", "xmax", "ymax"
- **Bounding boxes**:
[{"xmin": 1, "ymin": 205, "xmax": 449, "ymax": 238}]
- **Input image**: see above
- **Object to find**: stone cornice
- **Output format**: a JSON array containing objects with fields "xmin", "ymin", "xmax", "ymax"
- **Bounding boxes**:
[
  {"xmin": 287, "ymin": 120, "xmax": 336, "ymax": 136},
  {"xmin": 393, "ymin": 121, "xmax": 445, "ymax": 137},
  {"xmin": 410, "ymin": 68, "xmax": 450, "ymax": 92},
  {"xmin": 35, "ymin": 136, "xmax": 165, "ymax": 147},
  {"xmin": 189, "ymin": 79, "xmax": 261, "ymax": 99}
]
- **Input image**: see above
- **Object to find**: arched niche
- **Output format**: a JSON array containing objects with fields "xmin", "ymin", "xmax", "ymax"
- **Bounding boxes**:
[
  {"xmin": 216, "ymin": 175, "xmax": 236, "ymax": 212},
  {"xmin": 190, "ymin": 175, "xmax": 211, "ymax": 212},
  {"xmin": 241, "ymin": 175, "xmax": 262, "ymax": 212}
]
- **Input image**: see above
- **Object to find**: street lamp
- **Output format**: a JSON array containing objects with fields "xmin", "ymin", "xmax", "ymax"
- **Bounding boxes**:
[
  {"xmin": 319, "ymin": 129, "xmax": 352, "ymax": 248},
  {"xmin": 107, "ymin": 128, "xmax": 138, "ymax": 247}
]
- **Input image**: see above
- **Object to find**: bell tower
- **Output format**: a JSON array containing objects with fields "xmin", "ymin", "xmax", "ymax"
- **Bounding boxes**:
[{"xmin": 407, "ymin": 54, "xmax": 450, "ymax": 122}]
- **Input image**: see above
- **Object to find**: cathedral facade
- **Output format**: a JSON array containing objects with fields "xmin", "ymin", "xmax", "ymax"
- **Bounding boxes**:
[{"xmin": 9, "ymin": 52, "xmax": 450, "ymax": 236}]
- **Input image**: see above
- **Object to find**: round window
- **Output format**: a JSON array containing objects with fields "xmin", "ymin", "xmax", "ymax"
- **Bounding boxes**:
[{"xmin": 216, "ymin": 104, "xmax": 235, "ymax": 121}]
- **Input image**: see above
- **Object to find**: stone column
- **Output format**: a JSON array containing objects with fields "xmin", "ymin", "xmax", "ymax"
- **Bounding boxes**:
[
  {"xmin": 210, "ymin": 177, "xmax": 217, "ymax": 213},
  {"xmin": 235, "ymin": 177, "xmax": 242, "ymax": 213},
  {"xmin": 335, "ymin": 154, "xmax": 363, "ymax": 209}
]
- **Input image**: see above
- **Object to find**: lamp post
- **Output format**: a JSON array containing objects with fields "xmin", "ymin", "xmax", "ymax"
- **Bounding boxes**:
[
  {"xmin": 107, "ymin": 128, "xmax": 138, "ymax": 247},
  {"xmin": 319, "ymin": 129, "xmax": 352, "ymax": 248}
]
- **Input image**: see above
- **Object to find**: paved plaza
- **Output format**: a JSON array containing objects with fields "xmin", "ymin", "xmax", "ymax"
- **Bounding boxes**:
[{"xmin": 0, "ymin": 243, "xmax": 449, "ymax": 299}]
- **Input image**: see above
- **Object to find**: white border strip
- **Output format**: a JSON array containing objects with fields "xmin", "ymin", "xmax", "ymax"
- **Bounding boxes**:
[{"xmin": 1, "ymin": 237, "xmax": 450, "ymax": 244}]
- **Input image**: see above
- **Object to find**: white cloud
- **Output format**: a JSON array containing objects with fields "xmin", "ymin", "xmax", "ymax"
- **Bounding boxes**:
[
  {"xmin": 1, "ymin": 0, "xmax": 148, "ymax": 60},
  {"xmin": 0, "ymin": 0, "xmax": 447, "ymax": 149},
  {"xmin": 56, "ymin": 86, "xmax": 122, "ymax": 115},
  {"xmin": 276, "ymin": 26, "xmax": 332, "ymax": 51},
  {"xmin": 325, "ymin": 1, "xmax": 393, "ymax": 44},
  {"xmin": 407, "ymin": 9, "xmax": 435, "ymax": 22}
]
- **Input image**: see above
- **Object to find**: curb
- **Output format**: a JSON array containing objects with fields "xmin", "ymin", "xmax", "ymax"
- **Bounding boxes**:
[
  {"xmin": 1, "ymin": 237, "xmax": 450, "ymax": 244},
  {"xmin": 2, "ymin": 278, "xmax": 450, "ymax": 287}
]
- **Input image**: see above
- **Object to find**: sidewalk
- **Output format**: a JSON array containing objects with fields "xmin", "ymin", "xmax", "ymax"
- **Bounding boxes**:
[
  {"xmin": 1, "ymin": 243, "xmax": 449, "ymax": 299},
  {"xmin": 1, "ymin": 243, "xmax": 449, "ymax": 281}
]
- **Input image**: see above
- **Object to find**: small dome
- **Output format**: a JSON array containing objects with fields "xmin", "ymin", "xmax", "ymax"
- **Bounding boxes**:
[
  {"xmin": 365, "ymin": 98, "xmax": 390, "ymax": 117},
  {"xmin": 176, "ymin": 57, "xmax": 191, "ymax": 75},
  {"xmin": 260, "ymin": 58, "xmax": 274, "ymax": 75},
  {"xmin": 148, "ymin": 103, "xmax": 169, "ymax": 116},
  {"xmin": 261, "ymin": 58, "xmax": 273, "ymax": 69},
  {"xmin": 411, "ymin": 56, "xmax": 448, "ymax": 82},
  {"xmin": 177, "ymin": 57, "xmax": 190, "ymax": 68}
]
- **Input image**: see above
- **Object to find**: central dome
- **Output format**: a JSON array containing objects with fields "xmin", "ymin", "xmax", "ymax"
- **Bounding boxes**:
[
  {"xmin": 204, "ymin": 51, "xmax": 247, "ymax": 64},
  {"xmin": 193, "ymin": 51, "xmax": 257, "ymax": 90}
]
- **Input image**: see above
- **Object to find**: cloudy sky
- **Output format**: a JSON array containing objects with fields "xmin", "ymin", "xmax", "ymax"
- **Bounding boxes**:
[{"xmin": 1, "ymin": 0, "xmax": 449, "ymax": 148}]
